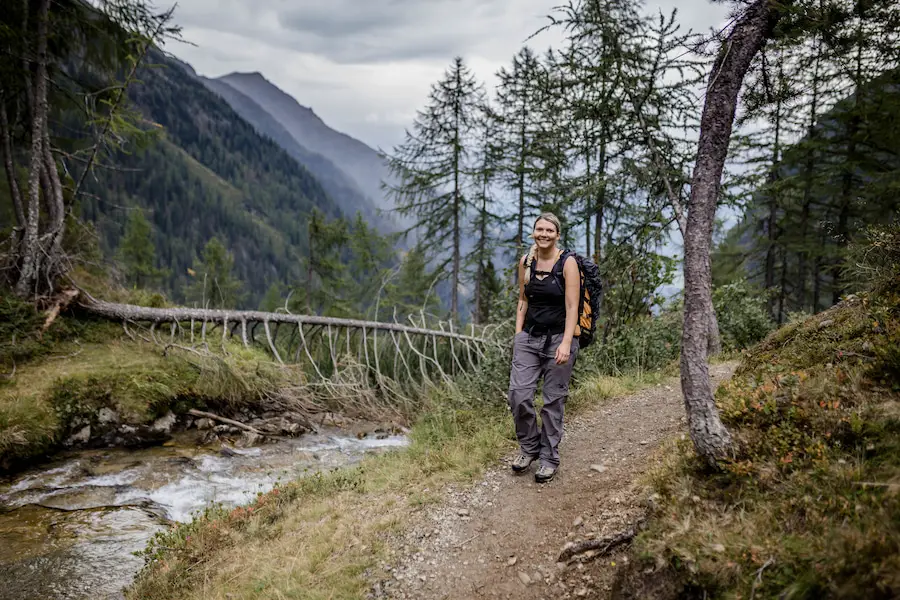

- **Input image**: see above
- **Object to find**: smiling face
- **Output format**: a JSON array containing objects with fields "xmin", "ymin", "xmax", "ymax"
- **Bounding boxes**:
[{"xmin": 532, "ymin": 218, "xmax": 560, "ymax": 251}]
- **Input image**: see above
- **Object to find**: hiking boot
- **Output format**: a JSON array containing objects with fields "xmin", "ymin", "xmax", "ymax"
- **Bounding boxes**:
[
  {"xmin": 511, "ymin": 452, "xmax": 537, "ymax": 473},
  {"xmin": 534, "ymin": 464, "xmax": 557, "ymax": 483}
]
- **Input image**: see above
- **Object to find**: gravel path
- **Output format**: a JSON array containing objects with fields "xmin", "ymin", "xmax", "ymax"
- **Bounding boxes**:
[{"xmin": 370, "ymin": 362, "xmax": 737, "ymax": 600}]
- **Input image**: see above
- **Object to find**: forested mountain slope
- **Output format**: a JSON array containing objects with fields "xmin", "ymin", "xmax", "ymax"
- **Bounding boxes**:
[
  {"xmin": 215, "ymin": 72, "xmax": 395, "ymax": 213},
  {"xmin": 193, "ymin": 68, "xmax": 390, "ymax": 230},
  {"xmin": 79, "ymin": 49, "xmax": 345, "ymax": 307}
]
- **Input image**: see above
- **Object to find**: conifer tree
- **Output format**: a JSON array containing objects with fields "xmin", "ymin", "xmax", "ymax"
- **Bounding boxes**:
[
  {"xmin": 494, "ymin": 47, "xmax": 546, "ymax": 256},
  {"xmin": 468, "ymin": 104, "xmax": 503, "ymax": 324},
  {"xmin": 184, "ymin": 237, "xmax": 243, "ymax": 309},
  {"xmin": 118, "ymin": 209, "xmax": 163, "ymax": 288},
  {"xmin": 384, "ymin": 57, "xmax": 485, "ymax": 321}
]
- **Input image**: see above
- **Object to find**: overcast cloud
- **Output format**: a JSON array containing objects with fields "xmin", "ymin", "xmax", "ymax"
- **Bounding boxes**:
[{"xmin": 167, "ymin": 0, "xmax": 731, "ymax": 153}]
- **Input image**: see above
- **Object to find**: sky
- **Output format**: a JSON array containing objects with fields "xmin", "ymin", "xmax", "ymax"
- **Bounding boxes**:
[{"xmin": 166, "ymin": 0, "xmax": 733, "ymax": 154}]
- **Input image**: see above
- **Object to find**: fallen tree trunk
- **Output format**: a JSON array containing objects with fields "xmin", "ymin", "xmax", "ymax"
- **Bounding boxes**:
[{"xmin": 78, "ymin": 295, "xmax": 485, "ymax": 343}]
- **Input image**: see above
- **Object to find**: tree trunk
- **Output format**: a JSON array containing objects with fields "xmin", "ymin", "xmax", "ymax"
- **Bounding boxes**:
[
  {"xmin": 594, "ymin": 139, "xmax": 607, "ymax": 264},
  {"xmin": 14, "ymin": 0, "xmax": 51, "ymax": 298},
  {"xmin": 797, "ymin": 40, "xmax": 821, "ymax": 312},
  {"xmin": 681, "ymin": 0, "xmax": 777, "ymax": 465},
  {"xmin": 517, "ymin": 119, "xmax": 526, "ymax": 258},
  {"xmin": 585, "ymin": 149, "xmax": 591, "ymax": 256},
  {"xmin": 0, "ymin": 104, "xmax": 25, "ymax": 234}
]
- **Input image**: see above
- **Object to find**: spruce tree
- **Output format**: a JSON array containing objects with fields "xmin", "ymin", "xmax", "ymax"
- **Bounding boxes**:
[{"xmin": 184, "ymin": 237, "xmax": 243, "ymax": 309}]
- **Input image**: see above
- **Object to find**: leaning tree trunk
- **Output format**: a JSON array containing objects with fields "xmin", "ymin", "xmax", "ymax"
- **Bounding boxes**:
[{"xmin": 681, "ymin": 0, "xmax": 778, "ymax": 465}]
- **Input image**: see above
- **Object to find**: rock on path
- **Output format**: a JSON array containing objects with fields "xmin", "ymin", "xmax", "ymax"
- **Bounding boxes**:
[{"xmin": 370, "ymin": 363, "xmax": 737, "ymax": 600}]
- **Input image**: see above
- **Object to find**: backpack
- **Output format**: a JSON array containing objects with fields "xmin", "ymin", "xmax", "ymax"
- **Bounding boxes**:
[{"xmin": 525, "ymin": 248, "xmax": 602, "ymax": 349}]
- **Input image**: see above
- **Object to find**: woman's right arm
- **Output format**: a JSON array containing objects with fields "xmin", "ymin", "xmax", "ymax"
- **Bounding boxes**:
[{"xmin": 515, "ymin": 255, "xmax": 527, "ymax": 333}]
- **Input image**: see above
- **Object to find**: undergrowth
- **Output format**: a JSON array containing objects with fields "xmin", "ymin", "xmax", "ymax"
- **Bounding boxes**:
[{"xmin": 625, "ymin": 227, "xmax": 900, "ymax": 600}]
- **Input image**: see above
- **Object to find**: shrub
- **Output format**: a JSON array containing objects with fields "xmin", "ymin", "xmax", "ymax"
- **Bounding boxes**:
[{"xmin": 713, "ymin": 278, "xmax": 775, "ymax": 351}]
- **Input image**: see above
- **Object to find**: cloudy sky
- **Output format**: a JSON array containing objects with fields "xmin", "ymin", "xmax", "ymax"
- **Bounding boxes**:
[{"xmin": 166, "ymin": 0, "xmax": 731, "ymax": 153}]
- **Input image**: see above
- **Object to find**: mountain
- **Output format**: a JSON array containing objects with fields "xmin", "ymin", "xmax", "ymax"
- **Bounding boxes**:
[
  {"xmin": 190, "ymin": 71, "xmax": 391, "ymax": 230},
  {"xmin": 78, "ymin": 49, "xmax": 345, "ymax": 307},
  {"xmin": 213, "ymin": 72, "xmax": 396, "ymax": 214}
]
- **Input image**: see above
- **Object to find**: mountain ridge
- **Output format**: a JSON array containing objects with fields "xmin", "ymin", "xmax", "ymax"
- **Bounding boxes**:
[{"xmin": 215, "ymin": 71, "xmax": 396, "ymax": 214}]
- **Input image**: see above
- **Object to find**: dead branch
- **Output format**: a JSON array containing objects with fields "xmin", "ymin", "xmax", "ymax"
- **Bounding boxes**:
[
  {"xmin": 186, "ymin": 408, "xmax": 271, "ymax": 437},
  {"xmin": 557, "ymin": 516, "xmax": 647, "ymax": 563},
  {"xmin": 39, "ymin": 288, "xmax": 78, "ymax": 336}
]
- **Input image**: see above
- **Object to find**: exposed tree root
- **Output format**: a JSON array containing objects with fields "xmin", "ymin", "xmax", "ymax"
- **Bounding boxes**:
[{"xmin": 558, "ymin": 515, "xmax": 647, "ymax": 563}]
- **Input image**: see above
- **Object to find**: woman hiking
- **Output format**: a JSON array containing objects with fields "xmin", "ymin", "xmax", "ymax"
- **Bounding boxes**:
[{"xmin": 508, "ymin": 212, "xmax": 580, "ymax": 483}]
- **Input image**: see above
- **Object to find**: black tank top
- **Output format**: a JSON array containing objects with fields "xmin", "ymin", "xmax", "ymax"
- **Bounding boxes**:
[{"xmin": 524, "ymin": 255, "xmax": 566, "ymax": 333}]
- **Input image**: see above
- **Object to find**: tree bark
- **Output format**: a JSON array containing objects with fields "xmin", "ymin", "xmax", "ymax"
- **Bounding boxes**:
[
  {"xmin": 0, "ymin": 104, "xmax": 25, "ymax": 232},
  {"xmin": 681, "ymin": 0, "xmax": 778, "ymax": 465},
  {"xmin": 15, "ymin": 0, "xmax": 51, "ymax": 298}
]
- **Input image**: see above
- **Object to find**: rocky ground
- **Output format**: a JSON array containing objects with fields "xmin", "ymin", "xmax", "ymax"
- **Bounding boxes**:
[{"xmin": 369, "ymin": 363, "xmax": 737, "ymax": 600}]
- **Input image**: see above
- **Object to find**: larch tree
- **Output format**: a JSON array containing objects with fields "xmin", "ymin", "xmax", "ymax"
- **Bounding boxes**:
[{"xmin": 383, "ymin": 56, "xmax": 485, "ymax": 321}]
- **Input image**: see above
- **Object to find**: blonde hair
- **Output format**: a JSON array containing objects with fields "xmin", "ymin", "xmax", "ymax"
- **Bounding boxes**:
[{"xmin": 524, "ymin": 212, "xmax": 562, "ymax": 278}]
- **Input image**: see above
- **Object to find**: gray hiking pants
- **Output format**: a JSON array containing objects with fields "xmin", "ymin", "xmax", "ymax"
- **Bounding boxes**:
[{"xmin": 507, "ymin": 331, "xmax": 579, "ymax": 468}]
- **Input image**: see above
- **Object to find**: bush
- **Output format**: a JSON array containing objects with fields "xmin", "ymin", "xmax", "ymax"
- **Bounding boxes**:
[
  {"xmin": 713, "ymin": 279, "xmax": 775, "ymax": 351},
  {"xmin": 581, "ymin": 310, "xmax": 682, "ymax": 376}
]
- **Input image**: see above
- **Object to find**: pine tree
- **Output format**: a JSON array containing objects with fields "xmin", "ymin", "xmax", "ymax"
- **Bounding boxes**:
[
  {"xmin": 384, "ymin": 56, "xmax": 485, "ymax": 321},
  {"xmin": 292, "ymin": 209, "xmax": 351, "ymax": 316},
  {"xmin": 494, "ymin": 47, "xmax": 545, "ymax": 257},
  {"xmin": 118, "ymin": 209, "xmax": 163, "ymax": 288},
  {"xmin": 468, "ymin": 104, "xmax": 503, "ymax": 324},
  {"xmin": 384, "ymin": 245, "xmax": 441, "ymax": 321}
]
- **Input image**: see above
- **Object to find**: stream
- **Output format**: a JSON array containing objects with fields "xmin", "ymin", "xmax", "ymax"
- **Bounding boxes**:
[{"xmin": 0, "ymin": 428, "xmax": 408, "ymax": 600}]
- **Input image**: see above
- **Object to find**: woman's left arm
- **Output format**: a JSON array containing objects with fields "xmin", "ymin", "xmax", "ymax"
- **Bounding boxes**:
[{"xmin": 557, "ymin": 256, "xmax": 580, "ymax": 364}]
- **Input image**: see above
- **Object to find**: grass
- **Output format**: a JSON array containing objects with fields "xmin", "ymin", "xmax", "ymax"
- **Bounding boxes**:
[
  {"xmin": 0, "ymin": 293, "xmax": 296, "ymax": 471},
  {"xmin": 125, "ymin": 366, "xmax": 664, "ymax": 600},
  {"xmin": 624, "ymin": 288, "xmax": 900, "ymax": 599}
]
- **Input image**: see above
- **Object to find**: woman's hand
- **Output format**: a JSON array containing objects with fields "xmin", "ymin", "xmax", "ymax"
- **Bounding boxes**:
[{"xmin": 555, "ymin": 338, "xmax": 572, "ymax": 364}]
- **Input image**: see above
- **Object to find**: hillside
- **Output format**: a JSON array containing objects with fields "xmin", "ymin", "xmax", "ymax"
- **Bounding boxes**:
[
  {"xmin": 190, "ymin": 67, "xmax": 391, "ymax": 230},
  {"xmin": 78, "ymin": 49, "xmax": 346, "ymax": 307},
  {"xmin": 215, "ymin": 72, "xmax": 396, "ymax": 213}
]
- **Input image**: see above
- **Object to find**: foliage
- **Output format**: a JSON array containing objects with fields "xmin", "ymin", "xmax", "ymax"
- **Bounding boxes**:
[
  {"xmin": 626, "ymin": 221, "xmax": 900, "ymax": 598},
  {"xmin": 712, "ymin": 279, "xmax": 776, "ymax": 351},
  {"xmin": 118, "ymin": 209, "xmax": 166, "ymax": 289},
  {"xmin": 720, "ymin": 1, "xmax": 900, "ymax": 322},
  {"xmin": 183, "ymin": 237, "xmax": 244, "ymax": 309},
  {"xmin": 583, "ymin": 310, "xmax": 683, "ymax": 376}
]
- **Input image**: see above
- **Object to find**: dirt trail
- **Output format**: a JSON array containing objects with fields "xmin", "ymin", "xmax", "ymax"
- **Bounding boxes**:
[{"xmin": 371, "ymin": 362, "xmax": 737, "ymax": 600}]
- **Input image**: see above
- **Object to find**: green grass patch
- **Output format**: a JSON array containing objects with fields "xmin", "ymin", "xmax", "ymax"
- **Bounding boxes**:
[
  {"xmin": 627, "ymin": 291, "xmax": 900, "ymax": 599},
  {"xmin": 0, "ymin": 293, "xmax": 295, "ymax": 470}
]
